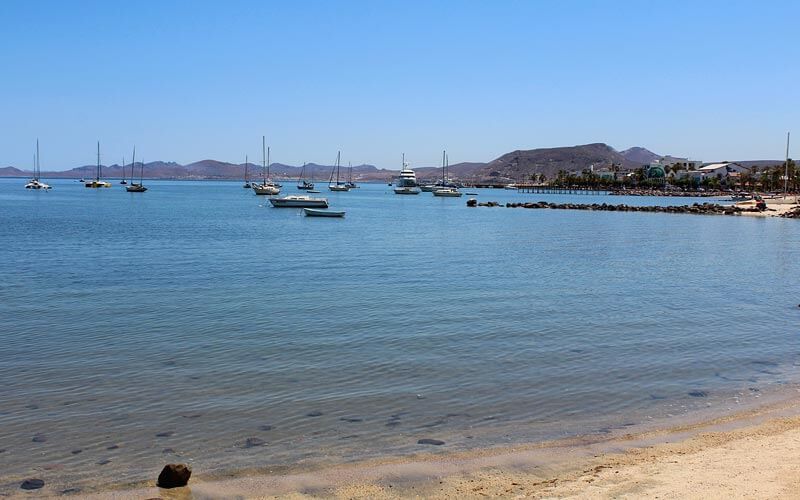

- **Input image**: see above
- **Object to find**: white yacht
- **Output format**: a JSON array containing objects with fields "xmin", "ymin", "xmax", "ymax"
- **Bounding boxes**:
[
  {"xmin": 252, "ymin": 136, "xmax": 281, "ymax": 195},
  {"xmin": 269, "ymin": 195, "xmax": 328, "ymax": 208},
  {"xmin": 393, "ymin": 154, "xmax": 420, "ymax": 195}
]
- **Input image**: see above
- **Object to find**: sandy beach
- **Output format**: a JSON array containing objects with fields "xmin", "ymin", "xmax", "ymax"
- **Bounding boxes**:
[
  {"xmin": 29, "ymin": 394, "xmax": 793, "ymax": 499},
  {"xmin": 736, "ymin": 198, "xmax": 800, "ymax": 217}
]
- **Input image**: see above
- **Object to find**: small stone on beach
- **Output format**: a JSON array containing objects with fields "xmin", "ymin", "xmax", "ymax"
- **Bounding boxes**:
[
  {"xmin": 156, "ymin": 431, "xmax": 174, "ymax": 438},
  {"xmin": 306, "ymin": 411, "xmax": 323, "ymax": 417},
  {"xmin": 20, "ymin": 478, "xmax": 45, "ymax": 490},
  {"xmin": 157, "ymin": 463, "xmax": 192, "ymax": 488},
  {"xmin": 96, "ymin": 459, "xmax": 111, "ymax": 465}
]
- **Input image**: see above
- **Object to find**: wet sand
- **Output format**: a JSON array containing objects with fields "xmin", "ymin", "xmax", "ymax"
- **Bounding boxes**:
[{"xmin": 44, "ymin": 394, "xmax": 800, "ymax": 499}]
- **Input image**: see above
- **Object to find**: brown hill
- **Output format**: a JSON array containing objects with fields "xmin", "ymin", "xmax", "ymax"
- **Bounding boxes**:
[{"xmin": 475, "ymin": 143, "xmax": 644, "ymax": 182}]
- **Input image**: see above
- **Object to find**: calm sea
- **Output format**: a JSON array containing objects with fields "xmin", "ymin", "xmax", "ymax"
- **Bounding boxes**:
[{"xmin": 1, "ymin": 178, "xmax": 799, "ymax": 492}]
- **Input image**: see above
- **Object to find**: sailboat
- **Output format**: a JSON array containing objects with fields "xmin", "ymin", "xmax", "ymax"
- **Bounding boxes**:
[
  {"xmin": 126, "ymin": 149, "xmax": 147, "ymax": 192},
  {"xmin": 243, "ymin": 155, "xmax": 251, "ymax": 188},
  {"xmin": 297, "ymin": 162, "xmax": 314, "ymax": 190},
  {"xmin": 120, "ymin": 156, "xmax": 127, "ymax": 185},
  {"xmin": 252, "ymin": 136, "xmax": 280, "ymax": 195},
  {"xmin": 328, "ymin": 151, "xmax": 350, "ymax": 191},
  {"xmin": 393, "ymin": 153, "xmax": 420, "ymax": 194},
  {"xmin": 345, "ymin": 162, "xmax": 358, "ymax": 189},
  {"xmin": 85, "ymin": 141, "xmax": 112, "ymax": 188},
  {"xmin": 433, "ymin": 150, "xmax": 462, "ymax": 197},
  {"xmin": 25, "ymin": 140, "xmax": 52, "ymax": 190}
]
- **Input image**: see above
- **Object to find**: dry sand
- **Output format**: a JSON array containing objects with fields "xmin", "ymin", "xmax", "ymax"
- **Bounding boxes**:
[
  {"xmin": 736, "ymin": 198, "xmax": 799, "ymax": 217},
  {"xmin": 47, "ymin": 397, "xmax": 800, "ymax": 499}
]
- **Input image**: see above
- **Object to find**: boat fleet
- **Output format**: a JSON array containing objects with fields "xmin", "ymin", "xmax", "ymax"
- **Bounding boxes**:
[{"xmin": 21, "ymin": 140, "xmax": 464, "ymax": 217}]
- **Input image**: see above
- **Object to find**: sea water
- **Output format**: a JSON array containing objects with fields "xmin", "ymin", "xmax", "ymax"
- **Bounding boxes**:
[{"xmin": 1, "ymin": 178, "xmax": 799, "ymax": 492}]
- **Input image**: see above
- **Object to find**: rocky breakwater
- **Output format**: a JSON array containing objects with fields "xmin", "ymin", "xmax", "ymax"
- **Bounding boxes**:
[{"xmin": 467, "ymin": 199, "xmax": 771, "ymax": 217}]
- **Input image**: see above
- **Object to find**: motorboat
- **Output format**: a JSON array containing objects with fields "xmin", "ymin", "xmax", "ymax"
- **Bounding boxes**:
[
  {"xmin": 304, "ymin": 208, "xmax": 345, "ymax": 217},
  {"xmin": 433, "ymin": 186, "xmax": 463, "ymax": 197},
  {"xmin": 269, "ymin": 195, "xmax": 328, "ymax": 208},
  {"xmin": 393, "ymin": 154, "xmax": 420, "ymax": 195}
]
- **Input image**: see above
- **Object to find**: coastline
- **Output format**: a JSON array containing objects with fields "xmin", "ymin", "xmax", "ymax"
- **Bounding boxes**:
[{"xmin": 47, "ymin": 390, "xmax": 800, "ymax": 499}]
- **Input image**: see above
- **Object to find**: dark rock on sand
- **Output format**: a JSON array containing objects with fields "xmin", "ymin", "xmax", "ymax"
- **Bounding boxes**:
[
  {"xmin": 20, "ymin": 478, "xmax": 45, "ymax": 490},
  {"xmin": 340, "ymin": 417, "xmax": 363, "ymax": 423},
  {"xmin": 107, "ymin": 444, "xmax": 120, "ymax": 450},
  {"xmin": 96, "ymin": 459, "xmax": 111, "ymax": 465},
  {"xmin": 61, "ymin": 488, "xmax": 81, "ymax": 494},
  {"xmin": 417, "ymin": 438, "xmax": 445, "ymax": 446},
  {"xmin": 157, "ymin": 463, "xmax": 192, "ymax": 488},
  {"xmin": 306, "ymin": 411, "xmax": 323, "ymax": 417},
  {"xmin": 156, "ymin": 431, "xmax": 174, "ymax": 438},
  {"xmin": 162, "ymin": 448, "xmax": 176, "ymax": 454},
  {"xmin": 688, "ymin": 390, "xmax": 708, "ymax": 397},
  {"xmin": 32, "ymin": 434, "xmax": 47, "ymax": 443},
  {"xmin": 259, "ymin": 425, "xmax": 274, "ymax": 431},
  {"xmin": 71, "ymin": 449, "xmax": 83, "ymax": 455}
]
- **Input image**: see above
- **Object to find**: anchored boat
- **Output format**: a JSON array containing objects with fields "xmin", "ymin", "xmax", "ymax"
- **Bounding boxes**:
[{"xmin": 269, "ymin": 195, "xmax": 329, "ymax": 208}]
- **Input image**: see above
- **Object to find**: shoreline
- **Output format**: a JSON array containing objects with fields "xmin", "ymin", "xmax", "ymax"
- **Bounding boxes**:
[{"xmin": 44, "ymin": 390, "xmax": 800, "ymax": 499}]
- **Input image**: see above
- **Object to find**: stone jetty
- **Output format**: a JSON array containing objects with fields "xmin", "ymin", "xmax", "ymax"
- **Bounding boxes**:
[{"xmin": 467, "ymin": 199, "xmax": 770, "ymax": 216}]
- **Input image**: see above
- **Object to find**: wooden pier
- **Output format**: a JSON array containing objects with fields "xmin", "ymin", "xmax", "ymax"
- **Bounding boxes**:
[{"xmin": 516, "ymin": 184, "xmax": 608, "ymax": 195}]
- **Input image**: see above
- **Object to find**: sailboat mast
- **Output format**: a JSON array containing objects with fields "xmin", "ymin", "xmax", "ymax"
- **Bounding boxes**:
[
  {"xmin": 442, "ymin": 150, "xmax": 446, "ymax": 183},
  {"xmin": 96, "ymin": 141, "xmax": 101, "ymax": 181},
  {"xmin": 262, "ymin": 136, "xmax": 266, "ymax": 183},
  {"xmin": 132, "ymin": 146, "xmax": 136, "ymax": 183},
  {"xmin": 245, "ymin": 155, "xmax": 248, "ymax": 182},
  {"xmin": 122, "ymin": 156, "xmax": 126, "ymax": 182},
  {"xmin": 35, "ymin": 139, "xmax": 40, "ymax": 180},
  {"xmin": 785, "ymin": 131, "xmax": 791, "ymax": 196},
  {"xmin": 336, "ymin": 151, "xmax": 341, "ymax": 184},
  {"xmin": 267, "ymin": 146, "xmax": 271, "ymax": 180},
  {"xmin": 140, "ymin": 157, "xmax": 144, "ymax": 183}
]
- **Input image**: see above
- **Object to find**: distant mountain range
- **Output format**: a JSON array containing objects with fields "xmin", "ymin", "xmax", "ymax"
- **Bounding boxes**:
[{"xmin": 1, "ymin": 144, "xmax": 787, "ymax": 183}]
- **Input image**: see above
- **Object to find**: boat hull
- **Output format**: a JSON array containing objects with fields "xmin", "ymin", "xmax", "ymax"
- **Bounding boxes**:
[
  {"xmin": 329, "ymin": 185, "xmax": 350, "ymax": 192},
  {"xmin": 394, "ymin": 187, "xmax": 420, "ymax": 195},
  {"xmin": 252, "ymin": 184, "xmax": 280, "ymax": 195},
  {"xmin": 270, "ymin": 197, "xmax": 328, "ymax": 208},
  {"xmin": 304, "ymin": 208, "xmax": 345, "ymax": 217}
]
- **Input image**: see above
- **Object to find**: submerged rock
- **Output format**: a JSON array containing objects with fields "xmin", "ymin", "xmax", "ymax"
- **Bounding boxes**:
[
  {"xmin": 688, "ymin": 390, "xmax": 708, "ymax": 398},
  {"xmin": 305, "ymin": 411, "xmax": 323, "ymax": 417},
  {"xmin": 32, "ymin": 434, "xmax": 47, "ymax": 443},
  {"xmin": 417, "ymin": 438, "xmax": 445, "ymax": 446},
  {"xmin": 155, "ymin": 431, "xmax": 174, "ymax": 438},
  {"xmin": 157, "ymin": 463, "xmax": 192, "ymax": 488},
  {"xmin": 238, "ymin": 437, "xmax": 265, "ymax": 448},
  {"xmin": 259, "ymin": 424, "xmax": 274, "ymax": 431},
  {"xmin": 20, "ymin": 478, "xmax": 45, "ymax": 490}
]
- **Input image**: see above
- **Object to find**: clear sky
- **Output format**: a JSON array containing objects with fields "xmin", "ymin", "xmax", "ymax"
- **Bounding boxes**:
[{"xmin": 1, "ymin": 0, "xmax": 797, "ymax": 170}]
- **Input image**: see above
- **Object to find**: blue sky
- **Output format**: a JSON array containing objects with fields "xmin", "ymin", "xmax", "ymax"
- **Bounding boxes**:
[{"xmin": 1, "ymin": 0, "xmax": 797, "ymax": 170}]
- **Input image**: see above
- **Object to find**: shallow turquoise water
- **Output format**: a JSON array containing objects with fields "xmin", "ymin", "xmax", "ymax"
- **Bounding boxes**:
[{"xmin": 1, "ymin": 178, "xmax": 799, "ymax": 491}]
